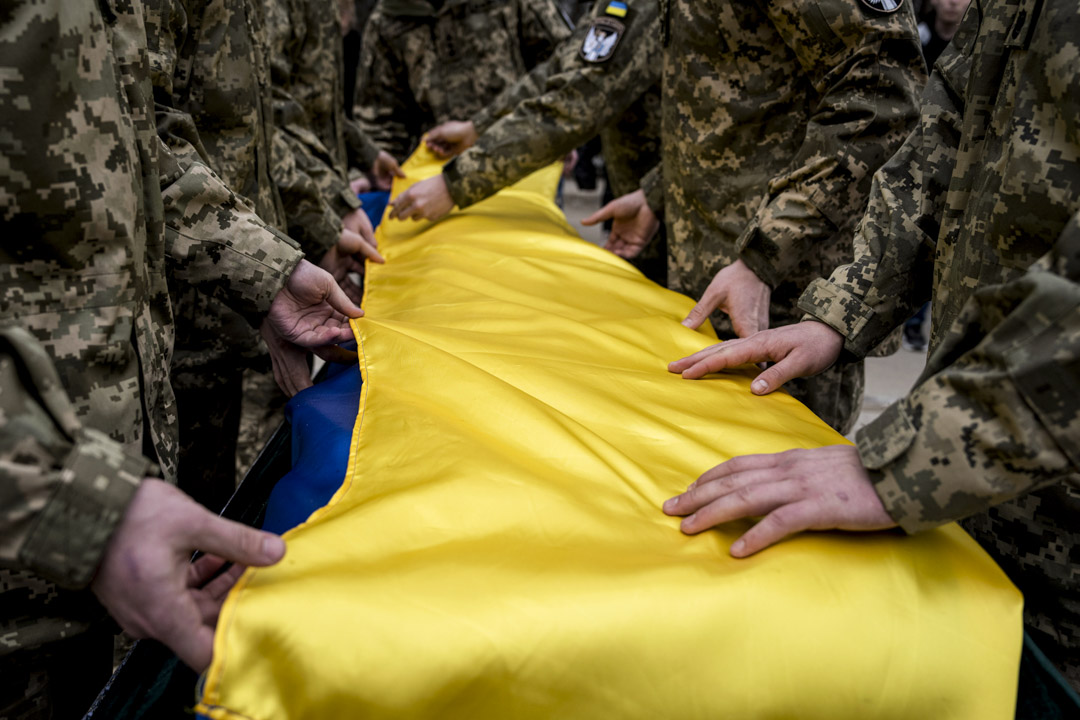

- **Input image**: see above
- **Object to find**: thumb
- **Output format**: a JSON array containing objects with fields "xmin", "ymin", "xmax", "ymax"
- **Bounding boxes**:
[
  {"xmin": 320, "ymin": 266, "xmax": 365, "ymax": 318},
  {"xmin": 682, "ymin": 291, "xmax": 719, "ymax": 330},
  {"xmin": 188, "ymin": 510, "xmax": 287, "ymax": 568},
  {"xmin": 749, "ymin": 359, "xmax": 801, "ymax": 395}
]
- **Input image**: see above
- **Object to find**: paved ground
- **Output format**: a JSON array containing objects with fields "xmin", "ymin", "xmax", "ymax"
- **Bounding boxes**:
[{"xmin": 560, "ymin": 180, "xmax": 927, "ymax": 438}]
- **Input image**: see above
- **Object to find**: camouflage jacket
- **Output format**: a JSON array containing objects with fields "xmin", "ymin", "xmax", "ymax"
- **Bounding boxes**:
[
  {"xmin": 442, "ymin": 0, "xmax": 661, "ymax": 208},
  {"xmin": 354, "ymin": 0, "xmax": 572, "ymax": 161},
  {"xmin": 799, "ymin": 0, "xmax": 1080, "ymax": 666},
  {"xmin": 0, "ymin": 0, "xmax": 301, "ymax": 655},
  {"xmin": 657, "ymin": 0, "xmax": 925, "ymax": 339},
  {"xmin": 147, "ymin": 0, "xmax": 339, "ymax": 261},
  {"xmin": 267, "ymin": 0, "xmax": 379, "ymax": 227}
]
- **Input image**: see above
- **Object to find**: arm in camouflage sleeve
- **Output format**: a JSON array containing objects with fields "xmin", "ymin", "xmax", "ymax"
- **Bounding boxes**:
[
  {"xmin": 269, "ymin": 128, "xmax": 348, "ymax": 260},
  {"xmin": 0, "ymin": 327, "xmax": 149, "ymax": 589},
  {"xmin": 796, "ymin": 26, "xmax": 973, "ymax": 357},
  {"xmin": 344, "ymin": 118, "xmax": 383, "ymax": 171},
  {"xmin": 443, "ymin": 1, "xmax": 659, "ymax": 209},
  {"xmin": 515, "ymin": 0, "xmax": 573, "ymax": 71},
  {"xmin": 735, "ymin": 0, "xmax": 926, "ymax": 289},
  {"xmin": 639, "ymin": 163, "xmax": 664, "ymax": 217},
  {"xmin": 354, "ymin": 11, "xmax": 417, "ymax": 162},
  {"xmin": 469, "ymin": 50, "xmax": 559, "ymax": 135},
  {"xmin": 146, "ymin": 0, "xmax": 306, "ymax": 319},
  {"xmin": 858, "ymin": 212, "xmax": 1080, "ymax": 532}
]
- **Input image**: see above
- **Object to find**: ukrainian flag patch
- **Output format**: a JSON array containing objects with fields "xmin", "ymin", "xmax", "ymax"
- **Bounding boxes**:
[{"xmin": 605, "ymin": 1, "xmax": 628, "ymax": 17}]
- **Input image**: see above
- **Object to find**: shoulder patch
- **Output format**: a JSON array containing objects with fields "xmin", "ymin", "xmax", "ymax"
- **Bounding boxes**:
[
  {"xmin": 579, "ymin": 17, "xmax": 624, "ymax": 63},
  {"xmin": 858, "ymin": 0, "xmax": 904, "ymax": 13}
]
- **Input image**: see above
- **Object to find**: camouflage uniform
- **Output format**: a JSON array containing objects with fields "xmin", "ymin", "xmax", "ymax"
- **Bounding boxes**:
[
  {"xmin": 354, "ymin": 0, "xmax": 572, "ymax": 161},
  {"xmin": 799, "ymin": 0, "xmax": 1080, "ymax": 687},
  {"xmin": 267, "ymin": 0, "xmax": 380, "ymax": 223},
  {"xmin": 654, "ymin": 0, "xmax": 925, "ymax": 433},
  {"xmin": 0, "ymin": 0, "xmax": 302, "ymax": 714},
  {"xmin": 443, "ymin": 0, "xmax": 661, "ymax": 208},
  {"xmin": 440, "ymin": 0, "xmax": 663, "ymax": 281},
  {"xmin": 146, "ymin": 0, "xmax": 338, "ymax": 504}
]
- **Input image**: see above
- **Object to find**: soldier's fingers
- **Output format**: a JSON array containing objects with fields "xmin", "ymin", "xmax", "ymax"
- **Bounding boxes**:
[
  {"xmin": 165, "ymin": 619, "xmax": 216, "ymax": 673},
  {"xmin": 320, "ymin": 270, "xmax": 364, "ymax": 319},
  {"xmin": 691, "ymin": 452, "xmax": 785, "ymax": 490},
  {"xmin": 663, "ymin": 468, "xmax": 777, "ymax": 516},
  {"xmin": 677, "ymin": 479, "xmax": 794, "ymax": 535},
  {"xmin": 667, "ymin": 341, "xmax": 726, "ymax": 373},
  {"xmin": 187, "ymin": 554, "xmax": 228, "ymax": 588},
  {"xmin": 682, "ymin": 288, "xmax": 722, "ymax": 330},
  {"xmin": 185, "ymin": 511, "xmax": 286, "ymax": 569},
  {"xmin": 581, "ymin": 203, "xmax": 616, "ymax": 226},
  {"xmin": 679, "ymin": 337, "xmax": 776, "ymax": 380},
  {"xmin": 195, "ymin": 564, "xmax": 247, "ymax": 626},
  {"xmin": 388, "ymin": 192, "xmax": 411, "ymax": 220},
  {"xmin": 748, "ymin": 356, "xmax": 809, "ymax": 395},
  {"xmin": 729, "ymin": 500, "xmax": 820, "ymax": 558}
]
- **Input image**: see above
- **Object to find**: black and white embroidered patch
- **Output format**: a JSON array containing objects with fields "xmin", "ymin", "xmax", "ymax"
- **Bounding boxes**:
[
  {"xmin": 859, "ymin": 0, "xmax": 904, "ymax": 13},
  {"xmin": 579, "ymin": 18, "xmax": 625, "ymax": 63}
]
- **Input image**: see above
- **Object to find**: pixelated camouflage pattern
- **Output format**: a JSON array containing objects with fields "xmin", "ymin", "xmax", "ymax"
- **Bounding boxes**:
[
  {"xmin": 0, "ymin": 0, "xmax": 300, "ymax": 658},
  {"xmin": 799, "ymin": 0, "xmax": 1080, "ymax": 681},
  {"xmin": 659, "ymin": 0, "xmax": 924, "ymax": 432},
  {"xmin": 443, "ymin": 0, "xmax": 661, "ymax": 208},
  {"xmin": 267, "ymin": 0, "xmax": 384, "ymax": 258},
  {"xmin": 354, "ymin": 0, "xmax": 571, "ymax": 160}
]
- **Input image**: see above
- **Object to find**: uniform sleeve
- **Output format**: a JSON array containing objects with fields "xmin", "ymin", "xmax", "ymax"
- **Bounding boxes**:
[
  {"xmin": 0, "ymin": 327, "xmax": 149, "ymax": 589},
  {"xmin": 344, "ymin": 118, "xmax": 383, "ymax": 170},
  {"xmin": 797, "ymin": 19, "xmax": 974, "ymax": 357},
  {"xmin": 443, "ymin": 2, "xmax": 659, "ymax": 209},
  {"xmin": 735, "ymin": 0, "xmax": 926, "ymax": 289},
  {"xmin": 354, "ymin": 12, "xmax": 418, "ymax": 161},
  {"xmin": 470, "ymin": 51, "xmax": 557, "ymax": 135},
  {"xmin": 640, "ymin": 163, "xmax": 664, "ymax": 216},
  {"xmin": 270, "ymin": 127, "xmax": 349, "ymax": 260},
  {"xmin": 515, "ymin": 0, "xmax": 573, "ymax": 71},
  {"xmin": 147, "ymin": 0, "xmax": 305, "ymax": 320},
  {"xmin": 856, "ymin": 211, "xmax": 1080, "ymax": 533}
]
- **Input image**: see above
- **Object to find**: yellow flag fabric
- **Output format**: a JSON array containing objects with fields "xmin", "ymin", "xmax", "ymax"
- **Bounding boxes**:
[{"xmin": 197, "ymin": 149, "xmax": 1022, "ymax": 720}]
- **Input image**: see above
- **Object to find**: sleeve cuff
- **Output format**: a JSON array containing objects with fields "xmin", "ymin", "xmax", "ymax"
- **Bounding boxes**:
[
  {"xmin": 855, "ymin": 400, "xmax": 927, "ymax": 534},
  {"xmin": 442, "ymin": 157, "xmax": 486, "ymax": 209},
  {"xmin": 471, "ymin": 108, "xmax": 496, "ymax": 136},
  {"xmin": 797, "ymin": 278, "xmax": 880, "ymax": 358},
  {"xmin": 18, "ymin": 429, "xmax": 149, "ymax": 589},
  {"xmin": 332, "ymin": 186, "xmax": 363, "ymax": 217},
  {"xmin": 738, "ymin": 226, "xmax": 782, "ymax": 289},
  {"xmin": 641, "ymin": 166, "xmax": 664, "ymax": 217}
]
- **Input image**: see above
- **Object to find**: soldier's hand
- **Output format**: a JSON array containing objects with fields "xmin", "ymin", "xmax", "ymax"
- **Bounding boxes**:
[
  {"xmin": 582, "ymin": 189, "xmax": 660, "ymax": 259},
  {"xmin": 91, "ymin": 480, "xmax": 287, "ymax": 672},
  {"xmin": 263, "ymin": 260, "xmax": 364, "ymax": 396},
  {"xmin": 320, "ymin": 217, "xmax": 384, "ymax": 307},
  {"xmin": 388, "ymin": 175, "xmax": 455, "ymax": 222},
  {"xmin": 662, "ymin": 445, "xmax": 896, "ymax": 557},
  {"xmin": 668, "ymin": 321, "xmax": 844, "ymax": 394},
  {"xmin": 683, "ymin": 260, "xmax": 770, "ymax": 338},
  {"xmin": 341, "ymin": 208, "xmax": 384, "ymax": 263},
  {"xmin": 425, "ymin": 121, "xmax": 478, "ymax": 158},
  {"xmin": 371, "ymin": 151, "xmax": 405, "ymax": 191}
]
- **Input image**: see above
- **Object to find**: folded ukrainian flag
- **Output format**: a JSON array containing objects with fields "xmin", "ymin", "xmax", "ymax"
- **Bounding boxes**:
[{"xmin": 197, "ymin": 149, "xmax": 1022, "ymax": 720}]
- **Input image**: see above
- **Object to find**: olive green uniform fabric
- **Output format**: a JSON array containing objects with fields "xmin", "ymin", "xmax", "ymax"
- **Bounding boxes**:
[
  {"xmin": 267, "ymin": 0, "xmax": 378, "ymax": 229},
  {"xmin": 799, "ymin": 0, "xmax": 1080, "ymax": 687},
  {"xmin": 145, "ymin": 0, "xmax": 334, "ymax": 504},
  {"xmin": 0, "ymin": 0, "xmax": 302, "ymax": 713},
  {"xmin": 656, "ymin": 0, "xmax": 925, "ymax": 433},
  {"xmin": 354, "ymin": 0, "xmax": 572, "ymax": 161},
  {"xmin": 442, "ymin": 0, "xmax": 661, "ymax": 209}
]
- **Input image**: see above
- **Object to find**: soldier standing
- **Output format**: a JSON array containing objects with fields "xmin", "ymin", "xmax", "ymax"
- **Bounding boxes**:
[
  {"xmin": 387, "ymin": 0, "xmax": 664, "ymax": 281},
  {"xmin": 0, "ymin": 0, "xmax": 363, "ymax": 715},
  {"xmin": 591, "ymin": 0, "xmax": 926, "ymax": 434},
  {"xmin": 663, "ymin": 0, "xmax": 1080, "ymax": 691},
  {"xmin": 354, "ymin": 0, "xmax": 572, "ymax": 162}
]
